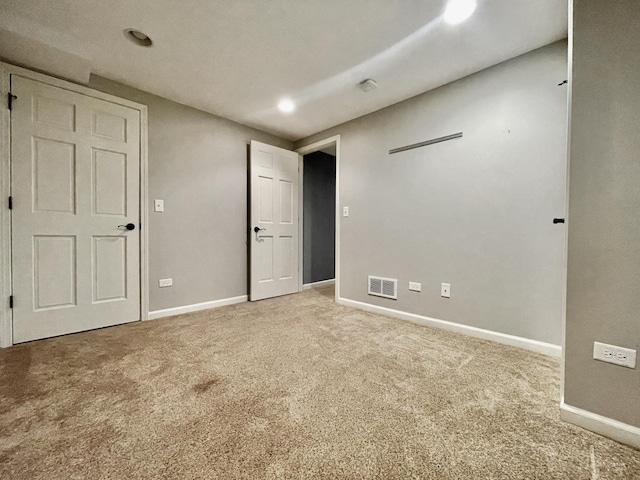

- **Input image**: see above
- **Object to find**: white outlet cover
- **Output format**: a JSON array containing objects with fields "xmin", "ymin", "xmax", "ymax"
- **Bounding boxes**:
[
  {"xmin": 343, "ymin": 206, "xmax": 349, "ymax": 217},
  {"xmin": 441, "ymin": 283, "xmax": 451, "ymax": 298},
  {"xmin": 409, "ymin": 282, "xmax": 421, "ymax": 292},
  {"xmin": 154, "ymin": 199, "xmax": 164, "ymax": 212},
  {"xmin": 158, "ymin": 278, "xmax": 173, "ymax": 287},
  {"xmin": 593, "ymin": 341, "xmax": 636, "ymax": 369}
]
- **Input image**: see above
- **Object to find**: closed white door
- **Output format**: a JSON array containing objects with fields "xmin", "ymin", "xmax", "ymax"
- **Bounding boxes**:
[
  {"xmin": 11, "ymin": 76, "xmax": 141, "ymax": 343},
  {"xmin": 249, "ymin": 141, "xmax": 299, "ymax": 301}
]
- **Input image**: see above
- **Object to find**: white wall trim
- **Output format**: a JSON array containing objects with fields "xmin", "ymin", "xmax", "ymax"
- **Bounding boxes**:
[
  {"xmin": 303, "ymin": 279, "xmax": 335, "ymax": 290},
  {"xmin": 561, "ymin": 403, "xmax": 640, "ymax": 450},
  {"xmin": 0, "ymin": 63, "xmax": 11, "ymax": 347},
  {"xmin": 139, "ymin": 104, "xmax": 150, "ymax": 321},
  {"xmin": 337, "ymin": 297, "xmax": 562, "ymax": 358},
  {"xmin": 560, "ymin": 0, "xmax": 575, "ymax": 409},
  {"xmin": 148, "ymin": 295, "xmax": 247, "ymax": 320},
  {"xmin": 297, "ymin": 153, "xmax": 304, "ymax": 292},
  {"xmin": 0, "ymin": 61, "xmax": 149, "ymax": 346},
  {"xmin": 296, "ymin": 135, "xmax": 341, "ymax": 303}
]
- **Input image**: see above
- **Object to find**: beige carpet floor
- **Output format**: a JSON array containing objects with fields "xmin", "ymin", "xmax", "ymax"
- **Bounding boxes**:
[{"xmin": 1, "ymin": 285, "xmax": 639, "ymax": 479}]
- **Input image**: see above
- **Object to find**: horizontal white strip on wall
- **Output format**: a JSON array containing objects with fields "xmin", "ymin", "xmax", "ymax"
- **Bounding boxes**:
[
  {"xmin": 337, "ymin": 297, "xmax": 561, "ymax": 358},
  {"xmin": 147, "ymin": 295, "xmax": 247, "ymax": 320},
  {"xmin": 561, "ymin": 403, "xmax": 640, "ymax": 450},
  {"xmin": 303, "ymin": 279, "xmax": 336, "ymax": 290}
]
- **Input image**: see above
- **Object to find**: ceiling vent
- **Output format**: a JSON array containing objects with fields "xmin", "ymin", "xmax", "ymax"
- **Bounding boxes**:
[
  {"xmin": 358, "ymin": 79, "xmax": 378, "ymax": 93},
  {"xmin": 368, "ymin": 276, "xmax": 397, "ymax": 300}
]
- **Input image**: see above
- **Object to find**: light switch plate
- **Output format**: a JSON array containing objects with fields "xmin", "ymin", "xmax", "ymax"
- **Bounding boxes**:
[
  {"xmin": 409, "ymin": 282, "xmax": 421, "ymax": 292},
  {"xmin": 154, "ymin": 199, "xmax": 164, "ymax": 212},
  {"xmin": 441, "ymin": 283, "xmax": 451, "ymax": 298},
  {"xmin": 158, "ymin": 278, "xmax": 173, "ymax": 287},
  {"xmin": 343, "ymin": 206, "xmax": 349, "ymax": 217}
]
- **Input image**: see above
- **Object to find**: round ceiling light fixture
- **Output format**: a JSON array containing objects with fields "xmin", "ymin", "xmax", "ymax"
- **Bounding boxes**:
[
  {"xmin": 443, "ymin": 0, "xmax": 477, "ymax": 25},
  {"xmin": 124, "ymin": 29, "xmax": 153, "ymax": 47},
  {"xmin": 278, "ymin": 99, "xmax": 295, "ymax": 113}
]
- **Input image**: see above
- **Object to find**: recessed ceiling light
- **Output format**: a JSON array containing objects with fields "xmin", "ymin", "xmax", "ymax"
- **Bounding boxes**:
[
  {"xmin": 278, "ymin": 99, "xmax": 295, "ymax": 113},
  {"xmin": 124, "ymin": 29, "xmax": 153, "ymax": 47},
  {"xmin": 443, "ymin": 0, "xmax": 477, "ymax": 25}
]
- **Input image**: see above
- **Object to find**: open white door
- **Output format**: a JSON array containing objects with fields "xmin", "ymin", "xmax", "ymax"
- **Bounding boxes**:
[
  {"xmin": 249, "ymin": 141, "xmax": 299, "ymax": 301},
  {"xmin": 11, "ymin": 76, "xmax": 141, "ymax": 342}
]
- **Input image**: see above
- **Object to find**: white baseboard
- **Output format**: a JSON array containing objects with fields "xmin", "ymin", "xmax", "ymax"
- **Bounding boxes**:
[
  {"xmin": 561, "ymin": 403, "xmax": 640, "ymax": 449},
  {"xmin": 303, "ymin": 279, "xmax": 335, "ymax": 290},
  {"xmin": 337, "ymin": 297, "xmax": 561, "ymax": 358},
  {"xmin": 147, "ymin": 295, "xmax": 247, "ymax": 320}
]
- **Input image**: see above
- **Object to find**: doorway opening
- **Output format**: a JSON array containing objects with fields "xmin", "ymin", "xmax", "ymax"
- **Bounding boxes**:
[{"xmin": 296, "ymin": 136, "xmax": 341, "ymax": 300}]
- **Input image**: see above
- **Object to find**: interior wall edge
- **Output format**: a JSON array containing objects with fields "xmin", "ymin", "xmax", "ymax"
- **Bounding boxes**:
[
  {"xmin": 563, "ymin": 0, "xmax": 640, "ymax": 429},
  {"xmin": 0, "ymin": 63, "xmax": 11, "ymax": 348}
]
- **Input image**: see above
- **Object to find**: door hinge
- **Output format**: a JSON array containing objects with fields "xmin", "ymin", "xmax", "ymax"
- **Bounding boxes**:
[
  {"xmin": 8, "ymin": 196, "xmax": 12, "ymax": 210},
  {"xmin": 9, "ymin": 296, "xmax": 13, "ymax": 309},
  {"xmin": 8, "ymin": 93, "xmax": 17, "ymax": 110}
]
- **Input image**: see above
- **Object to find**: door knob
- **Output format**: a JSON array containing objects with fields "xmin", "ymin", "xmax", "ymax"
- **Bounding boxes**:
[
  {"xmin": 118, "ymin": 223, "xmax": 136, "ymax": 230},
  {"xmin": 254, "ymin": 226, "xmax": 266, "ymax": 233}
]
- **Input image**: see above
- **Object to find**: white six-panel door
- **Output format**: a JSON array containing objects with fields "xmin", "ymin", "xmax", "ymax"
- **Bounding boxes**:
[
  {"xmin": 249, "ymin": 141, "xmax": 299, "ymax": 301},
  {"xmin": 11, "ymin": 76, "xmax": 141, "ymax": 343}
]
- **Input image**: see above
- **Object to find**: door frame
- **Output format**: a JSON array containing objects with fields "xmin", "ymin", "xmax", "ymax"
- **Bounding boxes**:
[
  {"xmin": 295, "ymin": 135, "xmax": 341, "ymax": 301},
  {"xmin": 559, "ymin": 0, "xmax": 574, "ymax": 409},
  {"xmin": 0, "ymin": 61, "xmax": 149, "ymax": 347}
]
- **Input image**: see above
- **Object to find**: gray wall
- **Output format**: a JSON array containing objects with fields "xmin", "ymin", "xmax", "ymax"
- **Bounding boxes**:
[
  {"xmin": 88, "ymin": 76, "xmax": 292, "ymax": 312},
  {"xmin": 303, "ymin": 152, "xmax": 336, "ymax": 284},
  {"xmin": 564, "ymin": 1, "xmax": 640, "ymax": 427},
  {"xmin": 296, "ymin": 41, "xmax": 568, "ymax": 345}
]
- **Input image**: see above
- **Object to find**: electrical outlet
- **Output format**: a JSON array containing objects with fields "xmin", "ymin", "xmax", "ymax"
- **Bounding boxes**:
[
  {"xmin": 593, "ymin": 342, "xmax": 636, "ymax": 369},
  {"xmin": 441, "ymin": 283, "xmax": 451, "ymax": 298},
  {"xmin": 343, "ymin": 206, "xmax": 349, "ymax": 217},
  {"xmin": 409, "ymin": 282, "xmax": 421, "ymax": 292},
  {"xmin": 158, "ymin": 278, "xmax": 173, "ymax": 288}
]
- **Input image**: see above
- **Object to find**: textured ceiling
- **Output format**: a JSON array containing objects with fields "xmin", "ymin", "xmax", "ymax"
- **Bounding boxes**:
[{"xmin": 0, "ymin": 0, "xmax": 567, "ymax": 140}]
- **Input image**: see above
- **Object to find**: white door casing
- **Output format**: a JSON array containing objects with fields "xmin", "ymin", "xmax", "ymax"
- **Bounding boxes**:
[
  {"xmin": 11, "ymin": 75, "xmax": 141, "ymax": 343},
  {"xmin": 249, "ymin": 140, "xmax": 299, "ymax": 301}
]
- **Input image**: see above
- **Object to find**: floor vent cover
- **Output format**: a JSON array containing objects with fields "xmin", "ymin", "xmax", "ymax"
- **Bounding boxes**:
[{"xmin": 368, "ymin": 276, "xmax": 398, "ymax": 300}]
